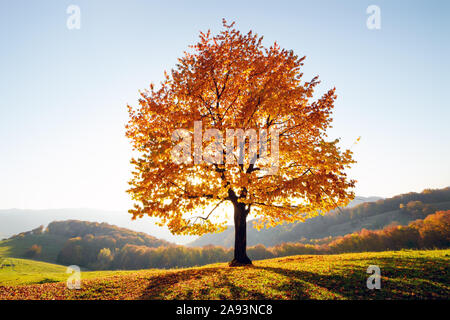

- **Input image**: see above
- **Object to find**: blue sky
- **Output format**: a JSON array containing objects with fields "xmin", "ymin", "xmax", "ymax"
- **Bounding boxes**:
[{"xmin": 0, "ymin": 0, "xmax": 449, "ymax": 211}]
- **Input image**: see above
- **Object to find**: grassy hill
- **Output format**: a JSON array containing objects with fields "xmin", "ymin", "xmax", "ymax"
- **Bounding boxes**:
[
  {"xmin": 0, "ymin": 234, "xmax": 68, "ymax": 263},
  {"xmin": 0, "ymin": 249, "xmax": 449, "ymax": 300},
  {"xmin": 0, "ymin": 257, "xmax": 137, "ymax": 286}
]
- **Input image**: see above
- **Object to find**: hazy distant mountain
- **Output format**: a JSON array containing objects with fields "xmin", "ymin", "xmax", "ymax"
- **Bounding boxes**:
[
  {"xmin": 0, "ymin": 208, "xmax": 195, "ymax": 244},
  {"xmin": 348, "ymin": 196, "xmax": 383, "ymax": 206}
]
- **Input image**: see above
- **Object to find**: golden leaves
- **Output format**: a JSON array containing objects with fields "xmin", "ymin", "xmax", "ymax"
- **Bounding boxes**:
[{"xmin": 125, "ymin": 21, "xmax": 356, "ymax": 236}]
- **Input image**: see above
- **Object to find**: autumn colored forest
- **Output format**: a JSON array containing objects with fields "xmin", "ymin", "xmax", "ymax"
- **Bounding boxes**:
[{"xmin": 57, "ymin": 209, "xmax": 450, "ymax": 270}]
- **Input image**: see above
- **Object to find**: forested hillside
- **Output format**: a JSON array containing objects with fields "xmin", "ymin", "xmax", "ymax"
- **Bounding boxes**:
[
  {"xmin": 0, "ymin": 220, "xmax": 171, "ymax": 265},
  {"xmin": 0, "ymin": 208, "xmax": 195, "ymax": 244},
  {"xmin": 190, "ymin": 187, "xmax": 450, "ymax": 247}
]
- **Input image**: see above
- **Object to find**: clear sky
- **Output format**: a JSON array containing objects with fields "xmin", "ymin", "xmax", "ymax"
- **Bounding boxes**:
[{"xmin": 0, "ymin": 0, "xmax": 449, "ymax": 211}]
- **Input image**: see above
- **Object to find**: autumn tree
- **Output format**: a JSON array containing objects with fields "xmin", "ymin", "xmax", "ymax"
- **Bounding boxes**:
[
  {"xmin": 25, "ymin": 244, "xmax": 42, "ymax": 258},
  {"xmin": 126, "ymin": 20, "xmax": 356, "ymax": 266}
]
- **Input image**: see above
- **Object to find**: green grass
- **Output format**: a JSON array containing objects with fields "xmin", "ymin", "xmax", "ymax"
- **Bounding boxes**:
[
  {"xmin": 0, "ymin": 257, "xmax": 140, "ymax": 286},
  {"xmin": 0, "ymin": 249, "xmax": 449, "ymax": 300},
  {"xmin": 0, "ymin": 234, "xmax": 67, "ymax": 263},
  {"xmin": 0, "ymin": 258, "xmax": 67, "ymax": 286}
]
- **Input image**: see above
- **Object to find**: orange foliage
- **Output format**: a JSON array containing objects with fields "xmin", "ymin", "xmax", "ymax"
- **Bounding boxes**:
[{"xmin": 126, "ymin": 20, "xmax": 356, "ymax": 236}]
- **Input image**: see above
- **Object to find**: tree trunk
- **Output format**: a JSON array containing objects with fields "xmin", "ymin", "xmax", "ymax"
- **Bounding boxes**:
[{"xmin": 229, "ymin": 202, "xmax": 252, "ymax": 267}]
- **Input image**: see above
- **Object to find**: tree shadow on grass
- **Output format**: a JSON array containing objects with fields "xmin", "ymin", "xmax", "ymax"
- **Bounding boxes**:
[
  {"xmin": 253, "ymin": 266, "xmax": 364, "ymax": 299},
  {"xmin": 139, "ymin": 267, "xmax": 273, "ymax": 300},
  {"xmin": 139, "ymin": 256, "xmax": 449, "ymax": 300},
  {"xmin": 253, "ymin": 263, "xmax": 450, "ymax": 300}
]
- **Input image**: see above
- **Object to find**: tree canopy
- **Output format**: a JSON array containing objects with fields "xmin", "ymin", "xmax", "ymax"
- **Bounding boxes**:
[{"xmin": 126, "ymin": 20, "xmax": 356, "ymax": 240}]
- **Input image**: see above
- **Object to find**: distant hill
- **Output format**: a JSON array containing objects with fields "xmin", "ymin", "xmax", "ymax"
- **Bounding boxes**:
[
  {"xmin": 348, "ymin": 196, "xmax": 384, "ymax": 206},
  {"xmin": 189, "ymin": 187, "xmax": 450, "ymax": 247},
  {"xmin": 0, "ymin": 220, "xmax": 172, "ymax": 266},
  {"xmin": 0, "ymin": 199, "xmax": 382, "ymax": 243},
  {"xmin": 0, "ymin": 208, "xmax": 195, "ymax": 244}
]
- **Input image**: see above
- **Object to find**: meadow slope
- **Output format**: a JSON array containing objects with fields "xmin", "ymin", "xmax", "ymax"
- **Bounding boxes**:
[{"xmin": 0, "ymin": 249, "xmax": 449, "ymax": 300}]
